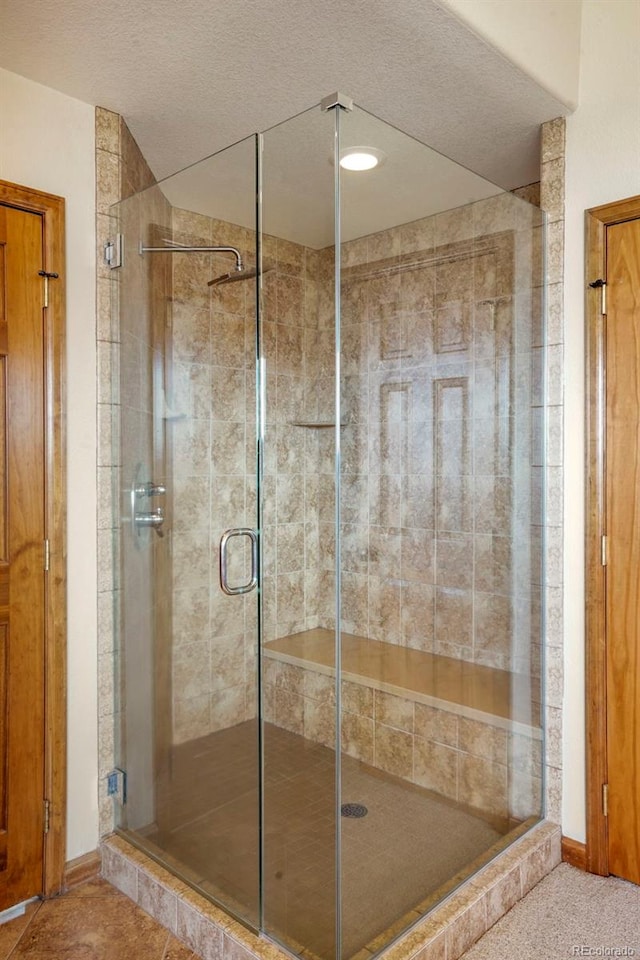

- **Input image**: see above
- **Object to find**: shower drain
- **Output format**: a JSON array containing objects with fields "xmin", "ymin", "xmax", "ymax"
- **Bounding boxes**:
[{"xmin": 341, "ymin": 803, "xmax": 368, "ymax": 819}]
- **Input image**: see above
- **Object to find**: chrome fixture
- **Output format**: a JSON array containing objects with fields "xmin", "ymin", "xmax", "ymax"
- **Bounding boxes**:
[
  {"xmin": 207, "ymin": 266, "xmax": 259, "ymax": 286},
  {"xmin": 139, "ymin": 239, "xmax": 245, "ymax": 274},
  {"xmin": 131, "ymin": 466, "xmax": 166, "ymax": 539},
  {"xmin": 219, "ymin": 528, "xmax": 258, "ymax": 596},
  {"xmin": 208, "ymin": 264, "xmax": 274, "ymax": 286},
  {"xmin": 139, "ymin": 238, "xmax": 267, "ymax": 287},
  {"xmin": 134, "ymin": 481, "xmax": 167, "ymax": 498},
  {"xmin": 135, "ymin": 508, "xmax": 165, "ymax": 536},
  {"xmin": 104, "ymin": 234, "xmax": 123, "ymax": 269}
]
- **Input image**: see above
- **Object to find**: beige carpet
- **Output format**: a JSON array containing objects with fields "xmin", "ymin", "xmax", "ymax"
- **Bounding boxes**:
[{"xmin": 463, "ymin": 863, "xmax": 640, "ymax": 959}]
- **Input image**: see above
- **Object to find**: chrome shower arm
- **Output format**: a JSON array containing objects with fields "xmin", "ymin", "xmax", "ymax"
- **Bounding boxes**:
[{"xmin": 139, "ymin": 242, "xmax": 244, "ymax": 272}]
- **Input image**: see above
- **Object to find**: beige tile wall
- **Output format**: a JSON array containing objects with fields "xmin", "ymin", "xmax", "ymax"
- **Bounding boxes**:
[
  {"xmin": 308, "ymin": 196, "xmax": 545, "ymax": 681},
  {"xmin": 261, "ymin": 238, "xmax": 330, "ymax": 643},
  {"xmin": 96, "ymin": 107, "xmax": 169, "ymax": 835},
  {"xmin": 539, "ymin": 117, "xmax": 566, "ymax": 826},
  {"xmin": 106, "ymin": 187, "xmax": 547, "ymax": 747},
  {"xmin": 117, "ymin": 183, "xmax": 173, "ymax": 830},
  {"xmin": 168, "ymin": 213, "xmax": 328, "ymax": 741},
  {"xmin": 167, "ymin": 208, "xmax": 258, "ymax": 743}
]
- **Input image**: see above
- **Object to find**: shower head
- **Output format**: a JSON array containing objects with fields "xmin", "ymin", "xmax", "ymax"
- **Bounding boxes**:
[
  {"xmin": 207, "ymin": 265, "xmax": 273, "ymax": 287},
  {"xmin": 207, "ymin": 266, "xmax": 258, "ymax": 287}
]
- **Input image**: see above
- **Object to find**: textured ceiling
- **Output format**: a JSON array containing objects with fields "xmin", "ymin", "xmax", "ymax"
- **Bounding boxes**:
[{"xmin": 0, "ymin": 0, "xmax": 569, "ymax": 192}]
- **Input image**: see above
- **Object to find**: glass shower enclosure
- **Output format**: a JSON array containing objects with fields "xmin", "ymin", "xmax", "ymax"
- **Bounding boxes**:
[{"xmin": 112, "ymin": 95, "xmax": 545, "ymax": 960}]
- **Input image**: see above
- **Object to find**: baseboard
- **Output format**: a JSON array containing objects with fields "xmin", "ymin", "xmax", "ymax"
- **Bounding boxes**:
[
  {"xmin": 64, "ymin": 850, "xmax": 101, "ymax": 889},
  {"xmin": 561, "ymin": 836, "xmax": 587, "ymax": 870}
]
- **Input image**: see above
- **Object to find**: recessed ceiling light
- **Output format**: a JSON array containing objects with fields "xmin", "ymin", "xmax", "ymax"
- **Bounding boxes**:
[{"xmin": 339, "ymin": 147, "xmax": 386, "ymax": 172}]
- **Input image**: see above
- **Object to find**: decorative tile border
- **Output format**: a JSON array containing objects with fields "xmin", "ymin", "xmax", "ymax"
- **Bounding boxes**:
[{"xmin": 102, "ymin": 821, "xmax": 560, "ymax": 960}]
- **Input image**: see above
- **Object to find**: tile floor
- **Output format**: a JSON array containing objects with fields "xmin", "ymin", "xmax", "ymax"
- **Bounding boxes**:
[
  {"xmin": 0, "ymin": 878, "xmax": 195, "ymax": 959},
  {"xmin": 131, "ymin": 721, "xmax": 507, "ymax": 960}
]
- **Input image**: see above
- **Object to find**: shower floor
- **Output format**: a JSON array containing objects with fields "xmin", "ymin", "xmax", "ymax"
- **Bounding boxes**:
[{"xmin": 142, "ymin": 721, "xmax": 505, "ymax": 960}]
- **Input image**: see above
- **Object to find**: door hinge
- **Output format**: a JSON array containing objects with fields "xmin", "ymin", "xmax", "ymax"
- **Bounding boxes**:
[
  {"xmin": 44, "ymin": 539, "xmax": 50, "ymax": 572},
  {"xmin": 43, "ymin": 799, "xmax": 50, "ymax": 834},
  {"xmin": 104, "ymin": 235, "xmax": 123, "ymax": 270},
  {"xmin": 589, "ymin": 278, "xmax": 607, "ymax": 315},
  {"xmin": 602, "ymin": 783, "xmax": 609, "ymax": 817},
  {"xmin": 38, "ymin": 270, "xmax": 59, "ymax": 309},
  {"xmin": 601, "ymin": 534, "xmax": 608, "ymax": 566}
]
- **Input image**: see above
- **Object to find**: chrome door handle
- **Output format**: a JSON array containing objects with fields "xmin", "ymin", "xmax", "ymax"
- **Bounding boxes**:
[{"xmin": 219, "ymin": 528, "xmax": 258, "ymax": 596}]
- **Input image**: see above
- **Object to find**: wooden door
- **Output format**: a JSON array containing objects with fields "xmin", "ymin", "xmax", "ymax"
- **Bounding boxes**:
[
  {"xmin": 605, "ymin": 216, "xmax": 640, "ymax": 884},
  {"xmin": 0, "ymin": 203, "xmax": 46, "ymax": 907}
]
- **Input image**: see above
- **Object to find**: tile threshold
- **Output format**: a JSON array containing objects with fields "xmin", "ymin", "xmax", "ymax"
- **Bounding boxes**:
[{"xmin": 102, "ymin": 820, "xmax": 560, "ymax": 960}]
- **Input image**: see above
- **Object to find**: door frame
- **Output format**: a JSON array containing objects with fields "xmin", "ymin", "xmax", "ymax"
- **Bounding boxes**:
[
  {"xmin": 0, "ymin": 179, "xmax": 66, "ymax": 897},
  {"xmin": 585, "ymin": 193, "xmax": 640, "ymax": 876}
]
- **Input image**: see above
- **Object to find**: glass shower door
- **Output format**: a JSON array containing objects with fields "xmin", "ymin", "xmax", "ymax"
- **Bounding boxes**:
[
  {"xmin": 113, "ymin": 133, "xmax": 262, "ymax": 930},
  {"xmin": 259, "ymin": 104, "xmax": 339, "ymax": 960},
  {"xmin": 337, "ymin": 103, "xmax": 545, "ymax": 957}
]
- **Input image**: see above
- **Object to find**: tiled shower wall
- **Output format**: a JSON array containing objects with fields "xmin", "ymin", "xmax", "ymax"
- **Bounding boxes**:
[
  {"xmin": 539, "ymin": 118, "xmax": 566, "ymax": 826},
  {"xmin": 307, "ymin": 200, "xmax": 545, "ymax": 679},
  {"xmin": 96, "ymin": 107, "xmax": 167, "ymax": 835},
  {"xmin": 168, "ymin": 215, "xmax": 328, "ymax": 741},
  {"xmin": 166, "ymin": 208, "xmax": 258, "ymax": 744},
  {"xmin": 172, "ymin": 189, "xmax": 546, "ymax": 720}
]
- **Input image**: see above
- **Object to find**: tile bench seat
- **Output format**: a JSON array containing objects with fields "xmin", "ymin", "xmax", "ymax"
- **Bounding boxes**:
[{"xmin": 264, "ymin": 628, "xmax": 542, "ymax": 823}]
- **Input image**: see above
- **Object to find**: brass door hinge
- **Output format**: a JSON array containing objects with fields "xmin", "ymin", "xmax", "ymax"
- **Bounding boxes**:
[
  {"xmin": 603, "ymin": 783, "xmax": 609, "ymax": 817},
  {"xmin": 589, "ymin": 278, "xmax": 607, "ymax": 315},
  {"xmin": 43, "ymin": 799, "xmax": 50, "ymax": 834},
  {"xmin": 601, "ymin": 534, "xmax": 608, "ymax": 566},
  {"xmin": 38, "ymin": 270, "xmax": 59, "ymax": 309},
  {"xmin": 44, "ymin": 539, "xmax": 50, "ymax": 572}
]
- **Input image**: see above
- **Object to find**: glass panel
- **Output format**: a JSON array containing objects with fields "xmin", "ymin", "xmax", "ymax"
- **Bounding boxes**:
[
  {"xmin": 260, "ymin": 105, "xmax": 338, "ymax": 960},
  {"xmin": 338, "ymin": 104, "xmax": 545, "ymax": 958},
  {"xmin": 112, "ymin": 133, "xmax": 261, "ymax": 929}
]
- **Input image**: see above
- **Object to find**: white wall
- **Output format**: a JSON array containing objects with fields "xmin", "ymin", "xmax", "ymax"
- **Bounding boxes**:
[
  {"xmin": 437, "ymin": 0, "xmax": 582, "ymax": 110},
  {"xmin": 0, "ymin": 68, "xmax": 98, "ymax": 860},
  {"xmin": 563, "ymin": 0, "xmax": 640, "ymax": 842}
]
